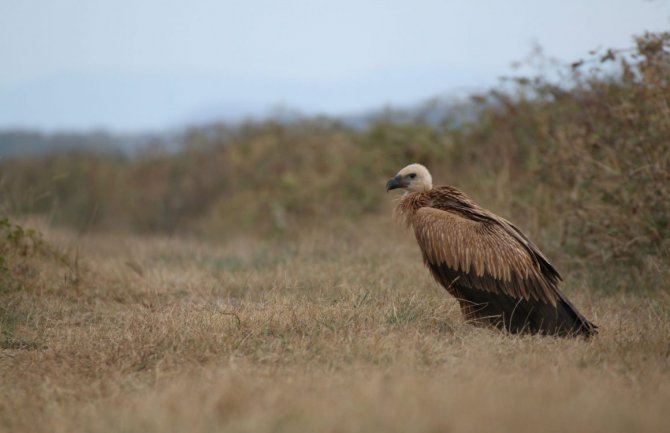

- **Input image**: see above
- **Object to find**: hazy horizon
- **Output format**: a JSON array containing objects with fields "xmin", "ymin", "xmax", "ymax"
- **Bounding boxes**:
[{"xmin": 1, "ymin": 0, "xmax": 669, "ymax": 133}]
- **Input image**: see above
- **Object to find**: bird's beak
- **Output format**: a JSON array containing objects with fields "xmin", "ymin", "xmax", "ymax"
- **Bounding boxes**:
[{"xmin": 385, "ymin": 175, "xmax": 405, "ymax": 192}]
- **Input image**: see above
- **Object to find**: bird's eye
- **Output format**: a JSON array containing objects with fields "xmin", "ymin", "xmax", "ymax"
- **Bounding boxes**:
[{"xmin": 408, "ymin": 173, "xmax": 417, "ymax": 179}]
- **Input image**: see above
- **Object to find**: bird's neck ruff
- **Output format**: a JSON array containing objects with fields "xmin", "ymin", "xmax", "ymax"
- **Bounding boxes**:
[
  {"xmin": 393, "ymin": 186, "xmax": 476, "ymax": 228},
  {"xmin": 393, "ymin": 191, "xmax": 430, "ymax": 228}
]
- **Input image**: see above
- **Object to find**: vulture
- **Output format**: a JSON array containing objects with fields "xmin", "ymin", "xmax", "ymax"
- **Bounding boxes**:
[{"xmin": 386, "ymin": 163, "xmax": 597, "ymax": 337}]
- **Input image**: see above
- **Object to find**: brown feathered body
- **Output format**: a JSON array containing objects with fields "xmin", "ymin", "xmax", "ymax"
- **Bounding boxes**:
[{"xmin": 396, "ymin": 186, "xmax": 597, "ymax": 336}]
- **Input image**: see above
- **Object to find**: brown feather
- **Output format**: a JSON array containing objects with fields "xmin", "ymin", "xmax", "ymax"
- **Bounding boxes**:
[{"xmin": 395, "ymin": 186, "xmax": 597, "ymax": 337}]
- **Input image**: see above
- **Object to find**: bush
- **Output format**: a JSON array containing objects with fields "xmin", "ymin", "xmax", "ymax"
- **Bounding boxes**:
[
  {"xmin": 0, "ymin": 217, "xmax": 46, "ymax": 292},
  {"xmin": 451, "ymin": 32, "xmax": 670, "ymax": 269}
]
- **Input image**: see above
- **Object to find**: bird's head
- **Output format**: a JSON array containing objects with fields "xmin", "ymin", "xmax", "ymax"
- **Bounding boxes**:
[{"xmin": 386, "ymin": 163, "xmax": 433, "ymax": 193}]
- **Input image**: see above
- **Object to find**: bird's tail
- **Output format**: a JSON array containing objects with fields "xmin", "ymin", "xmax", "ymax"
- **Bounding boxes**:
[
  {"xmin": 554, "ymin": 292, "xmax": 598, "ymax": 337},
  {"xmin": 454, "ymin": 285, "xmax": 598, "ymax": 337}
]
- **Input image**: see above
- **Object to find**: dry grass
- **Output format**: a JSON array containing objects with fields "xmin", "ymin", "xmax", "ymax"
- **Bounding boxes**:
[{"xmin": 1, "ymin": 218, "xmax": 669, "ymax": 433}]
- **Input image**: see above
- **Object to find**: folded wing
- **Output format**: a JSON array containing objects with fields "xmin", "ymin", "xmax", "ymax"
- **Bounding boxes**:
[{"xmin": 413, "ymin": 207, "xmax": 559, "ymax": 305}]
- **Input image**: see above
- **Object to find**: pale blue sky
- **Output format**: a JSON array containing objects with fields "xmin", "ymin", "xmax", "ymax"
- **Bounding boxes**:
[{"xmin": 1, "ymin": 0, "xmax": 668, "ymax": 132}]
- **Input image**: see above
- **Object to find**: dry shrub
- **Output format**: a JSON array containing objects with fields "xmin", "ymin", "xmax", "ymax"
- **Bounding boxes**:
[
  {"xmin": 0, "ymin": 217, "xmax": 70, "ymax": 351},
  {"xmin": 0, "ymin": 217, "xmax": 50, "ymax": 292},
  {"xmin": 449, "ymin": 32, "xmax": 670, "ymax": 288}
]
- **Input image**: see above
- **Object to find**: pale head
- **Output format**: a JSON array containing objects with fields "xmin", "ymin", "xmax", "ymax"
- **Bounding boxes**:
[{"xmin": 386, "ymin": 163, "xmax": 433, "ymax": 193}]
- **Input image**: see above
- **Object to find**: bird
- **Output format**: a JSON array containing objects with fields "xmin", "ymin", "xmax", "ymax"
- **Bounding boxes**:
[{"xmin": 386, "ymin": 163, "xmax": 597, "ymax": 337}]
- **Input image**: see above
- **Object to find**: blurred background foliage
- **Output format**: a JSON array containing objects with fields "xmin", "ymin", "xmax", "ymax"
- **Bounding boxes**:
[{"xmin": 1, "ymin": 32, "xmax": 668, "ymax": 288}]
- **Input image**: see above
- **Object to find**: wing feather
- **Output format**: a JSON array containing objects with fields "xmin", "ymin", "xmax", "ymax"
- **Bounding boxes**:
[{"xmin": 412, "ymin": 207, "xmax": 559, "ymax": 305}]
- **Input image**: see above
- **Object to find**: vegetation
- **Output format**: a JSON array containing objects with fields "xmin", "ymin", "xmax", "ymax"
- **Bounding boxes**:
[
  {"xmin": 0, "ymin": 217, "xmax": 51, "ymax": 293},
  {"xmin": 3, "ymin": 34, "xmax": 668, "ymax": 269},
  {"xmin": 0, "ymin": 32, "xmax": 669, "ymax": 432}
]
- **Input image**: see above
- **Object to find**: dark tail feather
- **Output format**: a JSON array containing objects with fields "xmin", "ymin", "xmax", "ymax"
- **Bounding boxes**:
[
  {"xmin": 554, "ymin": 291, "xmax": 598, "ymax": 337},
  {"xmin": 454, "ymin": 286, "xmax": 597, "ymax": 337}
]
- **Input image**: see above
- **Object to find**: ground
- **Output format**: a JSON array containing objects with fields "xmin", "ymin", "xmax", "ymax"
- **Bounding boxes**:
[{"xmin": 1, "ymin": 219, "xmax": 669, "ymax": 433}]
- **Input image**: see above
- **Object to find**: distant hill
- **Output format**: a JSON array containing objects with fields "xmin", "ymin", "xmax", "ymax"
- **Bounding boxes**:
[
  {"xmin": 0, "ymin": 96, "xmax": 481, "ymax": 158},
  {"xmin": 0, "ymin": 130, "xmax": 173, "ymax": 158}
]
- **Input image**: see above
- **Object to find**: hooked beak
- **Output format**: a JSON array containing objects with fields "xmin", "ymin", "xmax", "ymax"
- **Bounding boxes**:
[{"xmin": 385, "ymin": 175, "xmax": 406, "ymax": 192}]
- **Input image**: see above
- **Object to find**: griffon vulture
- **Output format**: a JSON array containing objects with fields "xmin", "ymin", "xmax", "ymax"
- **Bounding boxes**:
[{"xmin": 387, "ymin": 163, "xmax": 597, "ymax": 337}]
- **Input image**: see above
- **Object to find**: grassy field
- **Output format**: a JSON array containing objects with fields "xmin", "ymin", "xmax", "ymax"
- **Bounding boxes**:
[{"xmin": 1, "ymin": 218, "xmax": 669, "ymax": 433}]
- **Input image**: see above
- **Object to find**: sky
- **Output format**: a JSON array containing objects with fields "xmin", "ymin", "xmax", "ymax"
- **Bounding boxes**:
[{"xmin": 0, "ymin": 0, "xmax": 668, "ymax": 132}]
